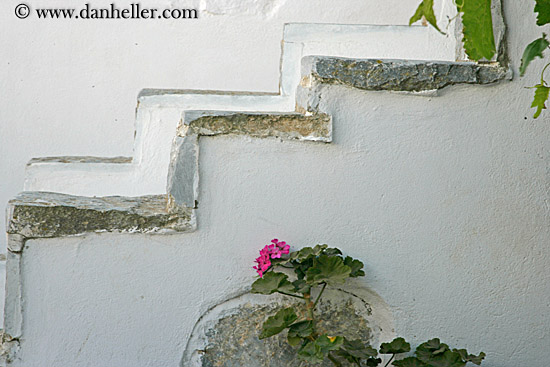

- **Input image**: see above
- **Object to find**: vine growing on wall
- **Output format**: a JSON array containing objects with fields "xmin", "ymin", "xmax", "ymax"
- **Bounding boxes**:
[{"xmin": 410, "ymin": 0, "xmax": 550, "ymax": 118}]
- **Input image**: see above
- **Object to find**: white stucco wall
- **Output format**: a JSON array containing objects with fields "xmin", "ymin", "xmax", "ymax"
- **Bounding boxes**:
[
  {"xmin": 3, "ymin": 0, "xmax": 550, "ymax": 366},
  {"xmin": 14, "ymin": 77, "xmax": 550, "ymax": 365},
  {"xmin": 0, "ymin": 0, "xmax": 450, "ymax": 251},
  {"xmin": 1, "ymin": 0, "xmax": 457, "ymax": 332}
]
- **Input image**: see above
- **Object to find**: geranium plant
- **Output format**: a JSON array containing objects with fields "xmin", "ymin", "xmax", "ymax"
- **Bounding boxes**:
[{"xmin": 251, "ymin": 239, "xmax": 485, "ymax": 367}]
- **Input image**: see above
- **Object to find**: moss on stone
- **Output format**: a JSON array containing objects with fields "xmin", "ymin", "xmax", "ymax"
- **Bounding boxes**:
[
  {"xmin": 185, "ymin": 112, "xmax": 331, "ymax": 141},
  {"xmin": 8, "ymin": 192, "xmax": 194, "ymax": 238},
  {"xmin": 307, "ymin": 56, "xmax": 511, "ymax": 92}
]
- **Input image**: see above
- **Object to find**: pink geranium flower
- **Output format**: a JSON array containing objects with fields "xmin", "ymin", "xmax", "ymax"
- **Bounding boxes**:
[
  {"xmin": 253, "ymin": 239, "xmax": 291, "ymax": 277},
  {"xmin": 268, "ymin": 244, "xmax": 283, "ymax": 259},
  {"xmin": 271, "ymin": 239, "xmax": 290, "ymax": 255},
  {"xmin": 253, "ymin": 253, "xmax": 271, "ymax": 277}
]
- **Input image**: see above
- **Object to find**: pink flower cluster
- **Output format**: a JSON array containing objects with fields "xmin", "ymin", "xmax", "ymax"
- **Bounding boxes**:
[{"xmin": 253, "ymin": 239, "xmax": 291, "ymax": 277}]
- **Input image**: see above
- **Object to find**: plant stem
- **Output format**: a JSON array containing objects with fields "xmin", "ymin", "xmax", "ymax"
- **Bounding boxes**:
[
  {"xmin": 541, "ymin": 62, "xmax": 550, "ymax": 84},
  {"xmin": 313, "ymin": 282, "xmax": 327, "ymax": 309},
  {"xmin": 384, "ymin": 354, "xmax": 395, "ymax": 367},
  {"xmin": 277, "ymin": 291, "xmax": 304, "ymax": 299},
  {"xmin": 304, "ymin": 293, "xmax": 315, "ymax": 321}
]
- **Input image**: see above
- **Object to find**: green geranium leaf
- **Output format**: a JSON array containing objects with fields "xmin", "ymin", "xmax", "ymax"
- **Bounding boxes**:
[
  {"xmin": 343, "ymin": 338, "xmax": 378, "ymax": 359},
  {"xmin": 323, "ymin": 247, "xmax": 343, "ymax": 256},
  {"xmin": 466, "ymin": 352, "xmax": 485, "ymax": 365},
  {"xmin": 428, "ymin": 350, "xmax": 466, "ymax": 367},
  {"xmin": 251, "ymin": 272, "xmax": 295, "ymax": 295},
  {"xmin": 409, "ymin": 0, "xmax": 443, "ymax": 34},
  {"xmin": 290, "ymin": 244, "xmax": 328, "ymax": 261},
  {"xmin": 416, "ymin": 339, "xmax": 449, "ymax": 362},
  {"xmin": 453, "ymin": 349, "xmax": 486, "ymax": 365},
  {"xmin": 298, "ymin": 340, "xmax": 325, "ymax": 363},
  {"xmin": 288, "ymin": 320, "xmax": 314, "ymax": 339},
  {"xmin": 331, "ymin": 349, "xmax": 355, "ymax": 365},
  {"xmin": 259, "ymin": 307, "xmax": 297, "ymax": 339},
  {"xmin": 290, "ymin": 246, "xmax": 327, "ymax": 280},
  {"xmin": 536, "ymin": 0, "xmax": 550, "ymax": 26},
  {"xmin": 380, "ymin": 337, "xmax": 411, "ymax": 354},
  {"xmin": 293, "ymin": 258, "xmax": 313, "ymax": 280},
  {"xmin": 287, "ymin": 335, "xmax": 303, "ymax": 347},
  {"xmin": 520, "ymin": 35, "xmax": 550, "ymax": 76},
  {"xmin": 367, "ymin": 357, "xmax": 383, "ymax": 367},
  {"xmin": 306, "ymin": 255, "xmax": 351, "ymax": 285},
  {"xmin": 531, "ymin": 83, "xmax": 550, "ymax": 118},
  {"xmin": 344, "ymin": 256, "xmax": 365, "ymax": 277},
  {"xmin": 270, "ymin": 257, "xmax": 290, "ymax": 267},
  {"xmin": 298, "ymin": 335, "xmax": 345, "ymax": 363},
  {"xmin": 393, "ymin": 357, "xmax": 429, "ymax": 367},
  {"xmin": 316, "ymin": 335, "xmax": 344, "ymax": 354},
  {"xmin": 332, "ymin": 348, "xmax": 362, "ymax": 365},
  {"xmin": 458, "ymin": 0, "xmax": 496, "ymax": 61},
  {"xmin": 292, "ymin": 279, "xmax": 311, "ymax": 294}
]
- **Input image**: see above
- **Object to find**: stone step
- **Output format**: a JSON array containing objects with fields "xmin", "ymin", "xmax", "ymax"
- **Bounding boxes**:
[{"xmin": 167, "ymin": 110, "xmax": 332, "ymax": 210}]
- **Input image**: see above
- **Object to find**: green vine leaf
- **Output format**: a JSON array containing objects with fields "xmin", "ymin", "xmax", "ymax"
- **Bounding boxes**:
[
  {"xmin": 531, "ymin": 83, "xmax": 550, "ymax": 118},
  {"xmin": 344, "ymin": 256, "xmax": 365, "ymax": 277},
  {"xmin": 393, "ymin": 357, "xmax": 429, "ymax": 367},
  {"xmin": 380, "ymin": 337, "xmax": 411, "ymax": 354},
  {"xmin": 306, "ymin": 255, "xmax": 352, "ymax": 285},
  {"xmin": 259, "ymin": 307, "xmax": 297, "ymax": 339},
  {"xmin": 535, "ymin": 0, "xmax": 550, "ymax": 26},
  {"xmin": 520, "ymin": 35, "xmax": 550, "ymax": 76},
  {"xmin": 409, "ymin": 0, "xmax": 443, "ymax": 34},
  {"xmin": 457, "ymin": 0, "xmax": 496, "ymax": 61},
  {"xmin": 251, "ymin": 272, "xmax": 295, "ymax": 295}
]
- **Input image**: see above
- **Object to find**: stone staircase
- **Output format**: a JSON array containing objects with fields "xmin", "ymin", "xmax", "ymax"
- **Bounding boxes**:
[{"xmin": 23, "ymin": 23, "xmax": 459, "ymax": 199}]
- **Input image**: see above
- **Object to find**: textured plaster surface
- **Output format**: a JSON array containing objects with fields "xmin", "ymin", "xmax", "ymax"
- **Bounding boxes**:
[
  {"xmin": 202, "ymin": 0, "xmax": 287, "ymax": 17},
  {"xmin": 304, "ymin": 56, "xmax": 511, "ymax": 92},
  {"xmin": 9, "ymin": 87, "xmax": 550, "ymax": 365}
]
